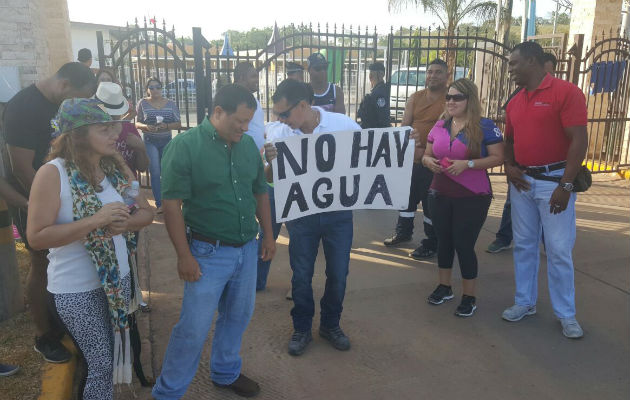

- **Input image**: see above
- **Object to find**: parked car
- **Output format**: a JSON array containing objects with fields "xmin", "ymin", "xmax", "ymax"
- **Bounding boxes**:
[
  {"xmin": 163, "ymin": 79, "xmax": 196, "ymax": 101},
  {"xmin": 389, "ymin": 66, "xmax": 468, "ymax": 121}
]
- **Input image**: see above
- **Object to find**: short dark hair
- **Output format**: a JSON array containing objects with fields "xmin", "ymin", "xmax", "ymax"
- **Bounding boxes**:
[
  {"xmin": 77, "ymin": 48, "xmax": 92, "ymax": 62},
  {"xmin": 213, "ymin": 84, "xmax": 257, "ymax": 114},
  {"xmin": 55, "ymin": 62, "xmax": 97, "ymax": 90},
  {"xmin": 272, "ymin": 79, "xmax": 314, "ymax": 105},
  {"xmin": 512, "ymin": 41, "xmax": 544, "ymax": 65},
  {"xmin": 146, "ymin": 76, "xmax": 163, "ymax": 88},
  {"xmin": 428, "ymin": 59, "xmax": 447, "ymax": 70},
  {"xmin": 234, "ymin": 62, "xmax": 255, "ymax": 83},
  {"xmin": 95, "ymin": 69, "xmax": 116, "ymax": 83},
  {"xmin": 542, "ymin": 52, "xmax": 557, "ymax": 70}
]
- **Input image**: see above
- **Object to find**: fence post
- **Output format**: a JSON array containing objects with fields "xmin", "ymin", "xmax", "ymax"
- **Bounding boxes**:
[
  {"xmin": 96, "ymin": 31, "xmax": 106, "ymax": 69},
  {"xmin": 569, "ymin": 34, "xmax": 584, "ymax": 86},
  {"xmin": 192, "ymin": 27, "xmax": 206, "ymax": 125}
]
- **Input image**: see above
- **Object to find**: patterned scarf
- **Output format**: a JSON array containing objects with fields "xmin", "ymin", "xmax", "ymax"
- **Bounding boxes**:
[{"xmin": 64, "ymin": 159, "xmax": 136, "ymax": 384}]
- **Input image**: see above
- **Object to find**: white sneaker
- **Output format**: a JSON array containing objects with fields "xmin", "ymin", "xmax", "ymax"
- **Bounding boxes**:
[
  {"xmin": 502, "ymin": 304, "xmax": 537, "ymax": 322},
  {"xmin": 560, "ymin": 318, "xmax": 584, "ymax": 339},
  {"xmin": 285, "ymin": 288, "xmax": 292, "ymax": 300}
]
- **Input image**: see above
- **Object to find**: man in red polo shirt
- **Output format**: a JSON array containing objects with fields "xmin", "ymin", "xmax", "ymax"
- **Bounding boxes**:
[{"xmin": 501, "ymin": 42, "xmax": 588, "ymax": 339}]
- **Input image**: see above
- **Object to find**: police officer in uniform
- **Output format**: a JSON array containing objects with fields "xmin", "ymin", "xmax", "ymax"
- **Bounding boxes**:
[{"xmin": 357, "ymin": 62, "xmax": 390, "ymax": 128}]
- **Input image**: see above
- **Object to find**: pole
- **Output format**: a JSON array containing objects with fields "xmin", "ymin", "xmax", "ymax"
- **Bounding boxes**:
[
  {"xmin": 495, "ymin": 0, "xmax": 503, "ymax": 34},
  {"xmin": 521, "ymin": 0, "xmax": 529, "ymax": 42}
]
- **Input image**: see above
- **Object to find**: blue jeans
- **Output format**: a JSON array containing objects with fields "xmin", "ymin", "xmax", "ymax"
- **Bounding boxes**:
[
  {"xmin": 144, "ymin": 133, "xmax": 172, "ymax": 208},
  {"xmin": 256, "ymin": 186, "xmax": 283, "ymax": 291},
  {"xmin": 285, "ymin": 211, "xmax": 353, "ymax": 332},
  {"xmin": 495, "ymin": 192, "xmax": 513, "ymax": 245},
  {"xmin": 510, "ymin": 168, "xmax": 577, "ymax": 319},
  {"xmin": 152, "ymin": 239, "xmax": 257, "ymax": 399}
]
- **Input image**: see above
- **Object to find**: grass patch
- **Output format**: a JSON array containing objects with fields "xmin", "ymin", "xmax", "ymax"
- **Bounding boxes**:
[{"xmin": 0, "ymin": 241, "xmax": 42, "ymax": 400}]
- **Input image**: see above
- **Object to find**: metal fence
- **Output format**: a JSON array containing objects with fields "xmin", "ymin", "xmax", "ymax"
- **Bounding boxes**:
[{"xmin": 97, "ymin": 20, "xmax": 630, "ymax": 176}]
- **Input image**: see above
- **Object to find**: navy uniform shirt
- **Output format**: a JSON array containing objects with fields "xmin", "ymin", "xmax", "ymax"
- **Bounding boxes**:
[{"xmin": 357, "ymin": 81, "xmax": 390, "ymax": 129}]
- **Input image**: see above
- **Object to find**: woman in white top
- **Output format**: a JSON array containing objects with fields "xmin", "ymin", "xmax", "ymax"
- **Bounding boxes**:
[{"xmin": 27, "ymin": 98, "xmax": 153, "ymax": 399}]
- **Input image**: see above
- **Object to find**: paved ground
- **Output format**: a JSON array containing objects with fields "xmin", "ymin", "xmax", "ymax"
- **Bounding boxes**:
[{"xmin": 119, "ymin": 175, "xmax": 630, "ymax": 400}]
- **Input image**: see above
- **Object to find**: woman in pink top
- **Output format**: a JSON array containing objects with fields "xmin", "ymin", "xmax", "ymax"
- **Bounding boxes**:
[{"xmin": 421, "ymin": 78, "xmax": 504, "ymax": 317}]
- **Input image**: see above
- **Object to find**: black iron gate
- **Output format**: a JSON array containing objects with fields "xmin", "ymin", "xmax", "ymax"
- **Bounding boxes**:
[
  {"xmin": 97, "ymin": 20, "xmax": 630, "ymax": 175},
  {"xmin": 569, "ymin": 31, "xmax": 630, "ymax": 172}
]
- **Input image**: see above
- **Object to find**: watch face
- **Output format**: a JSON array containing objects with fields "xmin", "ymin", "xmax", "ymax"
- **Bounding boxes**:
[{"xmin": 467, "ymin": 160, "xmax": 474, "ymax": 168}]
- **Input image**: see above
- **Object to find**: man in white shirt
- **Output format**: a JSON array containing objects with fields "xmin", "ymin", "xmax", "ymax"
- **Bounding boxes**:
[
  {"xmin": 264, "ymin": 79, "xmax": 359, "ymax": 356},
  {"xmin": 234, "ymin": 62, "xmax": 264, "ymax": 150}
]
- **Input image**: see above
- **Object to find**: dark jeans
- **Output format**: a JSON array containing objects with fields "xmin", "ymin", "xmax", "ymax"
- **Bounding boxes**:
[
  {"xmin": 256, "ymin": 186, "xmax": 283, "ymax": 291},
  {"xmin": 285, "ymin": 211, "xmax": 353, "ymax": 332},
  {"xmin": 405, "ymin": 163, "xmax": 437, "ymax": 249},
  {"xmin": 430, "ymin": 194, "xmax": 491, "ymax": 280},
  {"xmin": 495, "ymin": 192, "xmax": 513, "ymax": 245}
]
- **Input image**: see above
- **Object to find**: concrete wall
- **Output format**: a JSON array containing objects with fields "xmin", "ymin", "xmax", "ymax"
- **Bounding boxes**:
[
  {"xmin": 0, "ymin": 0, "xmax": 71, "ymax": 89},
  {"xmin": 569, "ymin": 0, "xmax": 623, "ymax": 49}
]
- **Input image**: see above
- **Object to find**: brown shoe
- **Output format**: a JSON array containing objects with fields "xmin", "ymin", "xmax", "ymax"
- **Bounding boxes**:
[{"xmin": 212, "ymin": 373, "xmax": 260, "ymax": 397}]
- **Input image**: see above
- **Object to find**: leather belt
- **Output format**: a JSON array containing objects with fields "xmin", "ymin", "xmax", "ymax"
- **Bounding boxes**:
[
  {"xmin": 523, "ymin": 161, "xmax": 566, "ymax": 176},
  {"xmin": 191, "ymin": 232, "xmax": 246, "ymax": 248}
]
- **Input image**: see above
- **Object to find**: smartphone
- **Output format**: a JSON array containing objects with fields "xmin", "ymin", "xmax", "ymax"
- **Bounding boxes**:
[{"xmin": 439, "ymin": 157, "xmax": 453, "ymax": 169}]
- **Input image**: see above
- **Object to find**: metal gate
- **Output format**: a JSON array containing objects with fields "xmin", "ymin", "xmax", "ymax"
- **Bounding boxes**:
[
  {"xmin": 96, "ymin": 18, "xmax": 196, "ymax": 129},
  {"xmin": 97, "ymin": 20, "xmax": 630, "ymax": 177},
  {"xmin": 569, "ymin": 31, "xmax": 630, "ymax": 172}
]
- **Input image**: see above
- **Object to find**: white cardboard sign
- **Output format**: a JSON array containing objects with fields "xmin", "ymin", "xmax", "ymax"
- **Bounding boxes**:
[{"xmin": 272, "ymin": 127, "xmax": 414, "ymax": 223}]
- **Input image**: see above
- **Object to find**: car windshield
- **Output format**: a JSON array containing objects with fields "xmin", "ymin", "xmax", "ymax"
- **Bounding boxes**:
[{"xmin": 391, "ymin": 70, "xmax": 426, "ymax": 86}]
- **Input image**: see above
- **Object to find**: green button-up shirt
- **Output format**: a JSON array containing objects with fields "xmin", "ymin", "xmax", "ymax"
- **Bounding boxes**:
[{"xmin": 161, "ymin": 117, "xmax": 268, "ymax": 244}]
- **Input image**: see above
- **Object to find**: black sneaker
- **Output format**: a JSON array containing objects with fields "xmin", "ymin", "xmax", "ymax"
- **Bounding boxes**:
[
  {"xmin": 319, "ymin": 325, "xmax": 351, "ymax": 351},
  {"xmin": 383, "ymin": 217, "xmax": 414, "ymax": 247},
  {"xmin": 410, "ymin": 244, "xmax": 436, "ymax": 260},
  {"xmin": 288, "ymin": 330, "xmax": 312, "ymax": 356},
  {"xmin": 34, "ymin": 335, "xmax": 71, "ymax": 363},
  {"xmin": 455, "ymin": 295, "xmax": 477, "ymax": 317},
  {"xmin": 427, "ymin": 284, "xmax": 454, "ymax": 305},
  {"xmin": 212, "ymin": 373, "xmax": 261, "ymax": 398}
]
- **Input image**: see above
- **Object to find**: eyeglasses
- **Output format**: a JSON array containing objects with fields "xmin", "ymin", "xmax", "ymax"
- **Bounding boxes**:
[
  {"xmin": 148, "ymin": 85, "xmax": 162, "ymax": 90},
  {"xmin": 277, "ymin": 102, "xmax": 300, "ymax": 119},
  {"xmin": 445, "ymin": 94, "xmax": 468, "ymax": 102}
]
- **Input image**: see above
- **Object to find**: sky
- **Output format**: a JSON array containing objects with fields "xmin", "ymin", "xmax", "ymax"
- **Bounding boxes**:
[{"xmin": 67, "ymin": 0, "xmax": 560, "ymax": 41}]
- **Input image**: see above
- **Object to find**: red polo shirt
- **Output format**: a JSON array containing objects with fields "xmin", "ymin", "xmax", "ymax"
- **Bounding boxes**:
[{"xmin": 505, "ymin": 74, "xmax": 587, "ymax": 166}]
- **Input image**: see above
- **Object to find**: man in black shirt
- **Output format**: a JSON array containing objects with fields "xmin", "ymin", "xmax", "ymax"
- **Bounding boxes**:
[
  {"xmin": 2, "ymin": 62, "xmax": 96, "ymax": 363},
  {"xmin": 357, "ymin": 62, "xmax": 391, "ymax": 129}
]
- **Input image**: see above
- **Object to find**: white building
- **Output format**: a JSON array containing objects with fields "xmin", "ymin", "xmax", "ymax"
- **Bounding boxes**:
[{"xmin": 70, "ymin": 21, "xmax": 124, "ymax": 69}]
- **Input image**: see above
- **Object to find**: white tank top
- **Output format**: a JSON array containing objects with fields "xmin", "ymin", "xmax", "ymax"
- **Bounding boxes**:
[{"xmin": 47, "ymin": 158, "xmax": 130, "ymax": 294}]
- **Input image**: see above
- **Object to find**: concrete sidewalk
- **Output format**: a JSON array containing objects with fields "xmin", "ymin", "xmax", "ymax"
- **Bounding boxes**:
[{"xmin": 124, "ymin": 175, "xmax": 630, "ymax": 400}]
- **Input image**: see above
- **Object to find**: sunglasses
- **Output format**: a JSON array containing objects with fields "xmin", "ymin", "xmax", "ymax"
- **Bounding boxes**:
[
  {"xmin": 277, "ymin": 102, "xmax": 300, "ymax": 119},
  {"xmin": 148, "ymin": 85, "xmax": 162, "ymax": 90},
  {"xmin": 445, "ymin": 94, "xmax": 468, "ymax": 102}
]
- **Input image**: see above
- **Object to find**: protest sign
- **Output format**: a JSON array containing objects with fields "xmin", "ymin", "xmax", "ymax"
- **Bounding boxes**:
[{"xmin": 271, "ymin": 127, "xmax": 414, "ymax": 223}]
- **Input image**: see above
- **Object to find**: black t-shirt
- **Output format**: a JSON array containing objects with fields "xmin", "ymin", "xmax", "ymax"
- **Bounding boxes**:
[{"xmin": 2, "ymin": 84, "xmax": 58, "ymax": 171}]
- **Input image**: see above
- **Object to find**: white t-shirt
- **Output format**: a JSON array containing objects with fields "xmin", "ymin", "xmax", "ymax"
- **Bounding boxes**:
[
  {"xmin": 47, "ymin": 158, "xmax": 130, "ymax": 294},
  {"xmin": 265, "ymin": 106, "xmax": 360, "ymax": 142},
  {"xmin": 245, "ymin": 99, "xmax": 265, "ymax": 151}
]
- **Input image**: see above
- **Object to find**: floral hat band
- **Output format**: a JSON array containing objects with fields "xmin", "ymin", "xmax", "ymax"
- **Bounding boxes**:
[{"xmin": 51, "ymin": 98, "xmax": 121, "ymax": 135}]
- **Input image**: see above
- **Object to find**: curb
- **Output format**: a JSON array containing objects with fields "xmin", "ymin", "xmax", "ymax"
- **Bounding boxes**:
[
  {"xmin": 38, "ymin": 336, "xmax": 78, "ymax": 400},
  {"xmin": 584, "ymin": 161, "xmax": 629, "ymax": 181}
]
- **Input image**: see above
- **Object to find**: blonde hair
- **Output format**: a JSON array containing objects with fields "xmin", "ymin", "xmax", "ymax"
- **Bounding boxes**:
[
  {"xmin": 48, "ymin": 125, "xmax": 127, "ymax": 191},
  {"xmin": 442, "ymin": 78, "xmax": 483, "ymax": 158}
]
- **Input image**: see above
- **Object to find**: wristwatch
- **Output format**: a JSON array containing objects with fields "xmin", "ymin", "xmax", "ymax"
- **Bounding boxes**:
[
  {"xmin": 559, "ymin": 182, "xmax": 574, "ymax": 192},
  {"xmin": 467, "ymin": 160, "xmax": 475, "ymax": 169}
]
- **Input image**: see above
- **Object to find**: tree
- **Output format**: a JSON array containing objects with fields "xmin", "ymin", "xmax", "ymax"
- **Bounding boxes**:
[{"xmin": 388, "ymin": 0, "xmax": 496, "ymax": 79}]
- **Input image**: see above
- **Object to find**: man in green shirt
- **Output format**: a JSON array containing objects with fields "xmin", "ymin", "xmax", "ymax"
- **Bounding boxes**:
[{"xmin": 152, "ymin": 85, "xmax": 275, "ymax": 399}]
